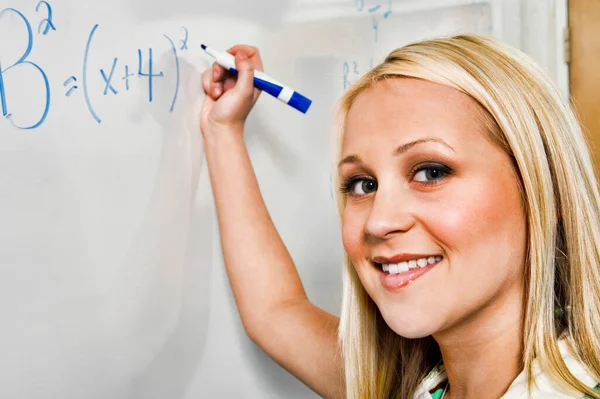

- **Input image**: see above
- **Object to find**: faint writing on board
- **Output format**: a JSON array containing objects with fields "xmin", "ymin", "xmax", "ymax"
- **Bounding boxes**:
[
  {"xmin": 355, "ymin": 0, "xmax": 392, "ymax": 43},
  {"xmin": 343, "ymin": 0, "xmax": 393, "ymax": 90}
]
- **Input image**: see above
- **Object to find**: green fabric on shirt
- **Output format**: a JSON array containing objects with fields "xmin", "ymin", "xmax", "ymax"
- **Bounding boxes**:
[{"xmin": 430, "ymin": 387, "xmax": 446, "ymax": 399}]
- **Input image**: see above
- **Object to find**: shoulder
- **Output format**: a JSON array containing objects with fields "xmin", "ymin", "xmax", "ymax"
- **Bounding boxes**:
[{"xmin": 501, "ymin": 339, "xmax": 599, "ymax": 398}]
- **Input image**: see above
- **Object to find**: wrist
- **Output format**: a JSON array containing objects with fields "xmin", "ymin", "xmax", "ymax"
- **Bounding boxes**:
[{"xmin": 202, "ymin": 123, "xmax": 245, "ymax": 149}]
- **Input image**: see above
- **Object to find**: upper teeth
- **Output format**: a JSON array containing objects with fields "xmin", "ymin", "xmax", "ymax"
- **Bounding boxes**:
[{"xmin": 381, "ymin": 256, "xmax": 442, "ymax": 274}]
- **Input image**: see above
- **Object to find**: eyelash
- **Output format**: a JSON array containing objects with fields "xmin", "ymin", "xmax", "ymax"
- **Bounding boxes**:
[
  {"xmin": 339, "ymin": 174, "xmax": 372, "ymax": 196},
  {"xmin": 339, "ymin": 163, "xmax": 453, "ymax": 197}
]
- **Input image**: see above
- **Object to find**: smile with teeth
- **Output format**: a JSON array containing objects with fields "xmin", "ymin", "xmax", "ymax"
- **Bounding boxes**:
[{"xmin": 379, "ymin": 255, "xmax": 443, "ymax": 274}]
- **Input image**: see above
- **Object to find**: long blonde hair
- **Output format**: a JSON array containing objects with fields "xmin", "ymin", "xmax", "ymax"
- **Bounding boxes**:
[{"xmin": 333, "ymin": 34, "xmax": 600, "ymax": 398}]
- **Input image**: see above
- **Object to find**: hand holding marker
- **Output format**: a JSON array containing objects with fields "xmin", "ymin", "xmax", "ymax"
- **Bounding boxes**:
[{"xmin": 201, "ymin": 44, "xmax": 312, "ymax": 113}]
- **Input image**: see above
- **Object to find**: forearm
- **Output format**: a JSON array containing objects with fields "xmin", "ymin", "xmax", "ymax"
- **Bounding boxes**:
[{"xmin": 203, "ymin": 128, "xmax": 308, "ymax": 330}]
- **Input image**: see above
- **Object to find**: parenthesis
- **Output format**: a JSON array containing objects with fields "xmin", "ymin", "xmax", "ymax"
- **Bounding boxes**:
[
  {"xmin": 163, "ymin": 34, "xmax": 179, "ymax": 113},
  {"xmin": 83, "ymin": 24, "xmax": 101, "ymax": 123}
]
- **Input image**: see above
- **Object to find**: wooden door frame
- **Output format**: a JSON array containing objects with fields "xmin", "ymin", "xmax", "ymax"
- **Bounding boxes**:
[{"xmin": 569, "ymin": 0, "xmax": 600, "ymax": 170}]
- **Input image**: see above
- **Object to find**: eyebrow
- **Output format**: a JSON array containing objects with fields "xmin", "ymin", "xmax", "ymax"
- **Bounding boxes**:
[{"xmin": 337, "ymin": 137, "xmax": 455, "ymax": 168}]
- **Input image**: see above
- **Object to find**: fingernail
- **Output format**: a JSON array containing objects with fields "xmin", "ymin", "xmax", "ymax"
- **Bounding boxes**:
[
  {"xmin": 213, "ymin": 87, "xmax": 221, "ymax": 96},
  {"xmin": 239, "ymin": 53, "xmax": 247, "ymax": 60}
]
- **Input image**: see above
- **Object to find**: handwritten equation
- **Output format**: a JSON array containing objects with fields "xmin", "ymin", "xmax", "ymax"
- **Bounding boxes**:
[
  {"xmin": 0, "ymin": 3, "xmax": 189, "ymax": 130},
  {"xmin": 343, "ymin": 0, "xmax": 393, "ymax": 89},
  {"xmin": 355, "ymin": 0, "xmax": 392, "ymax": 43}
]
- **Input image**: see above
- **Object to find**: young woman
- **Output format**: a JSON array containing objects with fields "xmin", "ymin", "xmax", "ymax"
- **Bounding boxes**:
[{"xmin": 199, "ymin": 34, "xmax": 600, "ymax": 399}]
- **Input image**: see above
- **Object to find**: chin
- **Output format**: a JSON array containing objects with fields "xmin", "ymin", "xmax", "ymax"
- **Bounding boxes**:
[
  {"xmin": 377, "ymin": 304, "xmax": 440, "ymax": 339},
  {"xmin": 386, "ymin": 322, "xmax": 435, "ymax": 339}
]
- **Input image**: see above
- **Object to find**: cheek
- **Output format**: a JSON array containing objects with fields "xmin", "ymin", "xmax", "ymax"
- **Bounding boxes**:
[
  {"xmin": 430, "ymin": 178, "xmax": 526, "ymax": 272},
  {"xmin": 421, "ymin": 192, "xmax": 482, "ymax": 249},
  {"xmin": 341, "ymin": 210, "xmax": 361, "ymax": 257}
]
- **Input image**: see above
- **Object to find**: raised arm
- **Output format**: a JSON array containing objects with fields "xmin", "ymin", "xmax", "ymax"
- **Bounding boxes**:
[{"xmin": 199, "ymin": 45, "xmax": 344, "ymax": 399}]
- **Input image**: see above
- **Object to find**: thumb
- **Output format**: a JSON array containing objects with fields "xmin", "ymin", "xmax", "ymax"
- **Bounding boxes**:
[{"xmin": 233, "ymin": 52, "xmax": 255, "ymax": 98}]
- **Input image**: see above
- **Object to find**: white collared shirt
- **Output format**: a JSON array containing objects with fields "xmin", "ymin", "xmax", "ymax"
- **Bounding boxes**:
[{"xmin": 414, "ymin": 340, "xmax": 599, "ymax": 399}]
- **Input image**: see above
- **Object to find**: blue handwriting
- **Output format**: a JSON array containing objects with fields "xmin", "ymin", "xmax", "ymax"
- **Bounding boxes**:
[
  {"xmin": 353, "ymin": 0, "xmax": 392, "ymax": 43},
  {"xmin": 137, "ymin": 48, "xmax": 164, "ymax": 103},
  {"xmin": 63, "ymin": 76, "xmax": 77, "ymax": 97},
  {"xmin": 179, "ymin": 26, "xmax": 189, "ymax": 51},
  {"xmin": 101, "ymin": 58, "xmax": 119, "ymax": 95},
  {"xmin": 35, "ymin": 1, "xmax": 55, "ymax": 35},
  {"xmin": 1, "ymin": 4, "xmax": 190, "ymax": 129},
  {"xmin": 0, "ymin": 7, "xmax": 50, "ymax": 129}
]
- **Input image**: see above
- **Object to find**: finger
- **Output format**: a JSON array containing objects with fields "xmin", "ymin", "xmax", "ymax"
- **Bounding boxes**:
[
  {"xmin": 212, "ymin": 62, "xmax": 225, "ymax": 82},
  {"xmin": 227, "ymin": 44, "xmax": 264, "ymax": 71},
  {"xmin": 232, "ymin": 52, "xmax": 255, "ymax": 98},
  {"xmin": 202, "ymin": 68, "xmax": 224, "ymax": 100},
  {"xmin": 202, "ymin": 68, "xmax": 213, "ymax": 95},
  {"xmin": 212, "ymin": 81, "xmax": 224, "ymax": 98},
  {"xmin": 223, "ymin": 76, "xmax": 236, "ymax": 92}
]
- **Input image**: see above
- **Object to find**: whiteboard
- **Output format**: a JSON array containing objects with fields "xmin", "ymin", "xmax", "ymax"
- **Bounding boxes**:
[{"xmin": 0, "ymin": 0, "xmax": 566, "ymax": 398}]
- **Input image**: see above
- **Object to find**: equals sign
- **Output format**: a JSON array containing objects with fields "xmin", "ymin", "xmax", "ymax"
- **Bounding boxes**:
[{"xmin": 63, "ymin": 76, "xmax": 78, "ymax": 97}]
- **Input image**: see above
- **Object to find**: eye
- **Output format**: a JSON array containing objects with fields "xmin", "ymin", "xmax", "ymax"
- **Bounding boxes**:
[
  {"xmin": 413, "ymin": 163, "xmax": 452, "ymax": 184},
  {"xmin": 340, "ymin": 176, "xmax": 378, "ymax": 196}
]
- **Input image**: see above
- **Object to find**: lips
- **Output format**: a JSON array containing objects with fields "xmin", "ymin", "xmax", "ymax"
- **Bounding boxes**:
[{"xmin": 374, "ymin": 256, "xmax": 443, "ymax": 291}]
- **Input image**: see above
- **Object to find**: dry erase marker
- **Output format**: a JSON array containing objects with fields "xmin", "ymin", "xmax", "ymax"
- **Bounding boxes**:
[{"xmin": 201, "ymin": 44, "xmax": 312, "ymax": 114}]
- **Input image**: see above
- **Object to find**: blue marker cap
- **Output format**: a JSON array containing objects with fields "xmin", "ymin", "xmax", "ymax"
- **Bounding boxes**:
[{"xmin": 289, "ymin": 92, "xmax": 312, "ymax": 114}]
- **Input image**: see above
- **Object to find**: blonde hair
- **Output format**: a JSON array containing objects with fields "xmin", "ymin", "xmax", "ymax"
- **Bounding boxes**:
[{"xmin": 333, "ymin": 34, "xmax": 600, "ymax": 398}]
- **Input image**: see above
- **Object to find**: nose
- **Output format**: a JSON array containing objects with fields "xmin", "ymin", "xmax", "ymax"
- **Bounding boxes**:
[{"xmin": 364, "ymin": 182, "xmax": 416, "ymax": 240}]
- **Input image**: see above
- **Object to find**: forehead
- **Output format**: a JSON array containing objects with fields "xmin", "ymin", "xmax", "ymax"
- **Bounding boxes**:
[{"xmin": 342, "ymin": 78, "xmax": 487, "ymax": 153}]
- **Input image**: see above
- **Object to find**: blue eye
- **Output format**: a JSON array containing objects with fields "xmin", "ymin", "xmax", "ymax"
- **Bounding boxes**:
[
  {"xmin": 340, "ymin": 176, "xmax": 377, "ymax": 196},
  {"xmin": 352, "ymin": 179, "xmax": 377, "ymax": 195},
  {"xmin": 413, "ymin": 164, "xmax": 451, "ymax": 184}
]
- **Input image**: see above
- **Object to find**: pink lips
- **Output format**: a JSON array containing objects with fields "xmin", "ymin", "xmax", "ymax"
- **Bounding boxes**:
[{"xmin": 377, "ymin": 261, "xmax": 440, "ymax": 291}]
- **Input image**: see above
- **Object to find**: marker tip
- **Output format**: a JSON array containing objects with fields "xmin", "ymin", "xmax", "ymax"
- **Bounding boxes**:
[{"xmin": 200, "ymin": 44, "xmax": 207, "ymax": 50}]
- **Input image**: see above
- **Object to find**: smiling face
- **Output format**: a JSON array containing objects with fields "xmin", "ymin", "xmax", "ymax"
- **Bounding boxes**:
[{"xmin": 339, "ymin": 78, "xmax": 527, "ymax": 338}]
